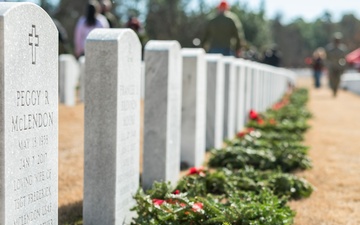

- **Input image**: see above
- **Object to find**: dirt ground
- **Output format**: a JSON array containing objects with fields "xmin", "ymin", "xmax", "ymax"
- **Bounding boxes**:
[
  {"xmin": 289, "ymin": 77, "xmax": 360, "ymax": 225},
  {"xmin": 58, "ymin": 76, "xmax": 360, "ymax": 224},
  {"xmin": 58, "ymin": 104, "xmax": 84, "ymax": 223}
]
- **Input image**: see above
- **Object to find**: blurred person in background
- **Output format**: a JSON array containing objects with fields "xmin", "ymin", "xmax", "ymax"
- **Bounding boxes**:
[
  {"xmin": 126, "ymin": 16, "xmax": 148, "ymax": 59},
  {"xmin": 98, "ymin": 0, "xmax": 120, "ymax": 28},
  {"xmin": 325, "ymin": 32, "xmax": 347, "ymax": 97},
  {"xmin": 262, "ymin": 44, "xmax": 281, "ymax": 67},
  {"xmin": 126, "ymin": 16, "xmax": 141, "ymax": 32},
  {"xmin": 311, "ymin": 47, "xmax": 326, "ymax": 89},
  {"xmin": 201, "ymin": 0, "xmax": 246, "ymax": 57},
  {"xmin": 74, "ymin": 0, "xmax": 109, "ymax": 58}
]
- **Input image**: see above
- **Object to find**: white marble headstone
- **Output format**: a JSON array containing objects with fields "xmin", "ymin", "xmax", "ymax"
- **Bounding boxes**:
[
  {"xmin": 143, "ymin": 40, "xmax": 182, "ymax": 189},
  {"xmin": 59, "ymin": 54, "xmax": 80, "ymax": 106},
  {"xmin": 251, "ymin": 64, "xmax": 260, "ymax": 111},
  {"xmin": 223, "ymin": 56, "xmax": 236, "ymax": 139},
  {"xmin": 263, "ymin": 68, "xmax": 269, "ymax": 109},
  {"xmin": 244, "ymin": 62, "xmax": 253, "ymax": 122},
  {"xmin": 0, "ymin": 3, "xmax": 58, "ymax": 224},
  {"xmin": 84, "ymin": 29, "xmax": 141, "ymax": 224},
  {"xmin": 205, "ymin": 54, "xmax": 224, "ymax": 149},
  {"xmin": 180, "ymin": 48, "xmax": 206, "ymax": 168},
  {"xmin": 260, "ymin": 67, "xmax": 268, "ymax": 111},
  {"xmin": 235, "ymin": 59, "xmax": 246, "ymax": 133}
]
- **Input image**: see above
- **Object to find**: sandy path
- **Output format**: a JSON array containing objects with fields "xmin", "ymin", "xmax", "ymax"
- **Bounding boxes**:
[
  {"xmin": 59, "ymin": 104, "xmax": 84, "ymax": 207},
  {"xmin": 58, "ymin": 104, "xmax": 84, "ymax": 223},
  {"xmin": 58, "ymin": 77, "xmax": 360, "ymax": 224},
  {"xmin": 289, "ymin": 77, "xmax": 360, "ymax": 225}
]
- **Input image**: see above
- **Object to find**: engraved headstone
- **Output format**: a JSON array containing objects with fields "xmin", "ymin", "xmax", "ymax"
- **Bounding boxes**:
[
  {"xmin": 181, "ymin": 48, "xmax": 206, "ymax": 168},
  {"xmin": 0, "ymin": 3, "xmax": 58, "ymax": 224},
  {"xmin": 143, "ymin": 40, "xmax": 182, "ymax": 189},
  {"xmin": 59, "ymin": 54, "xmax": 80, "ymax": 106},
  {"xmin": 223, "ymin": 56, "xmax": 236, "ymax": 139},
  {"xmin": 84, "ymin": 29, "xmax": 141, "ymax": 224},
  {"xmin": 205, "ymin": 54, "xmax": 224, "ymax": 149}
]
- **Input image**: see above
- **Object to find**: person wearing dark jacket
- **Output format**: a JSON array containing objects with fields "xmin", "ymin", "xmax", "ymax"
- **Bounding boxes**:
[
  {"xmin": 201, "ymin": 0, "xmax": 246, "ymax": 57},
  {"xmin": 325, "ymin": 32, "xmax": 347, "ymax": 97}
]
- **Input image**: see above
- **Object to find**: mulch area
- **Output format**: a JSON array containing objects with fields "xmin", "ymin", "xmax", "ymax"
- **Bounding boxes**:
[{"xmin": 58, "ymin": 77, "xmax": 360, "ymax": 224}]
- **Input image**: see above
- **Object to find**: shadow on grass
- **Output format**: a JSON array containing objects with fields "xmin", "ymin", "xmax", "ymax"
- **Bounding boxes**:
[{"xmin": 59, "ymin": 200, "xmax": 83, "ymax": 225}]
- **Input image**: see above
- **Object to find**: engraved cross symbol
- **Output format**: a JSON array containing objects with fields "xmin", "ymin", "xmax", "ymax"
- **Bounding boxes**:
[{"xmin": 29, "ymin": 25, "xmax": 39, "ymax": 64}]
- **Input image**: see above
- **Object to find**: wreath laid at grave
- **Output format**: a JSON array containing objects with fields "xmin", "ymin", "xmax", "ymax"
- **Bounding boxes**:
[{"xmin": 131, "ymin": 88, "xmax": 313, "ymax": 225}]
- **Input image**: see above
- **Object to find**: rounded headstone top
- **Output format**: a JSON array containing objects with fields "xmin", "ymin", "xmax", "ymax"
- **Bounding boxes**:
[
  {"xmin": 59, "ymin": 54, "xmax": 77, "ymax": 61},
  {"xmin": 205, "ymin": 53, "xmax": 223, "ymax": 62},
  {"xmin": 234, "ymin": 57, "xmax": 248, "ymax": 66},
  {"xmin": 222, "ymin": 55, "xmax": 235, "ymax": 63},
  {"xmin": 87, "ymin": 28, "xmax": 139, "ymax": 43},
  {"xmin": 0, "ymin": 2, "xmax": 57, "ymax": 34},
  {"xmin": 181, "ymin": 48, "xmax": 205, "ymax": 57},
  {"xmin": 145, "ymin": 40, "xmax": 181, "ymax": 51}
]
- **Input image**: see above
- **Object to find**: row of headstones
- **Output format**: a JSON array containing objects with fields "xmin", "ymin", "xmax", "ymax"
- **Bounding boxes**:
[
  {"xmin": 60, "ymin": 51, "xmax": 293, "ymax": 164},
  {"xmin": 85, "ymin": 37, "xmax": 295, "ymax": 224},
  {"xmin": 0, "ymin": 3, "xmax": 296, "ymax": 225},
  {"xmin": 142, "ymin": 45, "xmax": 296, "ymax": 189}
]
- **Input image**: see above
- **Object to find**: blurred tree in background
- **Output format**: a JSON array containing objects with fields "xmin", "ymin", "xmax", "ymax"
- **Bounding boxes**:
[
  {"xmin": 11, "ymin": 0, "xmax": 360, "ymax": 68},
  {"xmin": 232, "ymin": 0, "xmax": 272, "ymax": 51}
]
